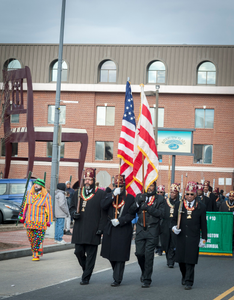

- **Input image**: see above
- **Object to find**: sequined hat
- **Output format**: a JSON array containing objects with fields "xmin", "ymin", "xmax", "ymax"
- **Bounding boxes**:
[
  {"xmin": 185, "ymin": 181, "xmax": 197, "ymax": 193},
  {"xmin": 203, "ymin": 180, "xmax": 210, "ymax": 187},
  {"xmin": 114, "ymin": 175, "xmax": 125, "ymax": 186},
  {"xmin": 213, "ymin": 187, "xmax": 219, "ymax": 194},
  {"xmin": 157, "ymin": 185, "xmax": 165, "ymax": 192},
  {"xmin": 229, "ymin": 191, "xmax": 234, "ymax": 197},
  {"xmin": 84, "ymin": 168, "xmax": 95, "ymax": 179},
  {"xmin": 197, "ymin": 183, "xmax": 204, "ymax": 191},
  {"xmin": 170, "ymin": 183, "xmax": 180, "ymax": 193}
]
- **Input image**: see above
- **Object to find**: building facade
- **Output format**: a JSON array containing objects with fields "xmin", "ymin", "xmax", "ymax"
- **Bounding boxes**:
[{"xmin": 0, "ymin": 44, "xmax": 233, "ymax": 193}]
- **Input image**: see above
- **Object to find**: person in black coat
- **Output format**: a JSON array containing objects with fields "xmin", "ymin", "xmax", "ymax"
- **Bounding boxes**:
[
  {"xmin": 100, "ymin": 175, "xmax": 135, "ymax": 287},
  {"xmin": 129, "ymin": 181, "xmax": 164, "ymax": 288},
  {"xmin": 172, "ymin": 181, "xmax": 207, "ymax": 290},
  {"xmin": 219, "ymin": 190, "xmax": 234, "ymax": 250},
  {"xmin": 69, "ymin": 168, "xmax": 106, "ymax": 285},
  {"xmin": 160, "ymin": 183, "xmax": 180, "ymax": 268},
  {"xmin": 203, "ymin": 180, "xmax": 217, "ymax": 211},
  {"xmin": 196, "ymin": 183, "xmax": 213, "ymax": 211}
]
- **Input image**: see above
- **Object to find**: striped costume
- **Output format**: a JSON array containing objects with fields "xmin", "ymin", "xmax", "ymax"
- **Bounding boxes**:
[{"xmin": 19, "ymin": 186, "xmax": 53, "ymax": 255}]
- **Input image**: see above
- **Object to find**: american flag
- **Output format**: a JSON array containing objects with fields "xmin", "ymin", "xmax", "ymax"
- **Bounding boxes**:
[
  {"xmin": 117, "ymin": 81, "xmax": 142, "ymax": 196},
  {"xmin": 133, "ymin": 85, "xmax": 159, "ymax": 192}
]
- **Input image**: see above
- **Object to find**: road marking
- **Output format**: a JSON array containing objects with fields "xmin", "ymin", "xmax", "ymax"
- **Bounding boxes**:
[{"xmin": 213, "ymin": 286, "xmax": 234, "ymax": 300}]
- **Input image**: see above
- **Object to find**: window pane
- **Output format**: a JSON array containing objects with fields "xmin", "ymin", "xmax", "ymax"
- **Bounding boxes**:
[
  {"xmin": 157, "ymin": 71, "xmax": 165, "ymax": 83},
  {"xmin": 1, "ymin": 139, "xmax": 18, "ymax": 157},
  {"xmin": 11, "ymin": 114, "xmax": 19, "ymax": 123},
  {"xmin": 197, "ymin": 72, "xmax": 206, "ymax": 84},
  {"xmin": 148, "ymin": 71, "xmax": 156, "ymax": 83},
  {"xmin": 10, "ymin": 184, "xmax": 25, "ymax": 194},
  {"xmin": 149, "ymin": 61, "xmax": 165, "ymax": 71},
  {"xmin": 158, "ymin": 108, "xmax": 164, "ymax": 127},
  {"xmin": 106, "ymin": 107, "xmax": 115, "ymax": 126},
  {"xmin": 207, "ymin": 72, "xmax": 216, "ymax": 84},
  {"xmin": 195, "ymin": 109, "xmax": 204, "ymax": 128},
  {"xmin": 150, "ymin": 108, "xmax": 155, "ymax": 126},
  {"xmin": 198, "ymin": 62, "xmax": 216, "ymax": 71},
  {"xmin": 52, "ymin": 69, "xmax": 57, "ymax": 82},
  {"xmin": 100, "ymin": 70, "xmax": 108, "ymax": 82},
  {"xmin": 203, "ymin": 145, "xmax": 213, "ymax": 164},
  {"xmin": 7, "ymin": 59, "xmax": 21, "ymax": 70},
  {"xmin": 108, "ymin": 70, "xmax": 116, "ymax": 82},
  {"xmin": 101, "ymin": 61, "xmax": 116, "ymax": 70},
  {"xmin": 105, "ymin": 142, "xmax": 113, "ymax": 160},
  {"xmin": 205, "ymin": 109, "xmax": 214, "ymax": 128},
  {"xmin": 47, "ymin": 142, "xmax": 64, "ymax": 158},
  {"xmin": 61, "ymin": 69, "xmax": 67, "ymax": 81},
  {"xmin": 97, "ymin": 107, "xmax": 106, "ymax": 125},
  {"xmin": 59, "ymin": 106, "xmax": 66, "ymax": 124},
  {"xmin": 95, "ymin": 142, "xmax": 104, "ymax": 160},
  {"xmin": 194, "ymin": 144, "xmax": 203, "ymax": 163}
]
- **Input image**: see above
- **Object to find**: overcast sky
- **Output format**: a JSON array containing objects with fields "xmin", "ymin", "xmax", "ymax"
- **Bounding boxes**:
[{"xmin": 0, "ymin": 0, "xmax": 233, "ymax": 45}]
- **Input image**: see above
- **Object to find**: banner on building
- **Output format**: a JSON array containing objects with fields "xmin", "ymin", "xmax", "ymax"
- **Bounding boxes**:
[{"xmin": 199, "ymin": 212, "xmax": 233, "ymax": 256}]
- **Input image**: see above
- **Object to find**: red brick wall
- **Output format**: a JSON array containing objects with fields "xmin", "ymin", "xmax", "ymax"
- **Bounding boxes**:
[{"xmin": 0, "ymin": 90, "xmax": 233, "ymax": 192}]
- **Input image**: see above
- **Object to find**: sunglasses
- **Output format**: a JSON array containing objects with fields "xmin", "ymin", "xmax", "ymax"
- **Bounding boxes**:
[
  {"xmin": 186, "ymin": 193, "xmax": 195, "ymax": 196},
  {"xmin": 158, "ymin": 191, "xmax": 164, "ymax": 193}
]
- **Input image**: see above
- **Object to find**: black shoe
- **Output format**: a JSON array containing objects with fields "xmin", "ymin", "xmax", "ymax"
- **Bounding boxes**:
[
  {"xmin": 65, "ymin": 230, "xmax": 72, "ymax": 235},
  {"xmin": 111, "ymin": 281, "xmax": 120, "ymax": 287},
  {"xmin": 184, "ymin": 285, "xmax": 192, "ymax": 290},
  {"xmin": 80, "ymin": 280, "xmax": 89, "ymax": 285},
  {"xmin": 157, "ymin": 251, "xmax": 162, "ymax": 256},
  {"xmin": 168, "ymin": 264, "xmax": 174, "ymax": 268},
  {"xmin": 181, "ymin": 278, "xmax": 186, "ymax": 285},
  {"xmin": 142, "ymin": 282, "xmax": 150, "ymax": 288}
]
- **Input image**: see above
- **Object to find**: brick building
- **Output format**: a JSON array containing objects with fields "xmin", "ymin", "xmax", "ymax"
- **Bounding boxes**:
[{"xmin": 0, "ymin": 44, "xmax": 233, "ymax": 193}]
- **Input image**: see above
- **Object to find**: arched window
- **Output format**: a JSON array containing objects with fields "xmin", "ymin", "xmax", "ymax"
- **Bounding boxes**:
[
  {"xmin": 197, "ymin": 61, "xmax": 216, "ymax": 85},
  {"xmin": 148, "ymin": 61, "xmax": 166, "ymax": 84},
  {"xmin": 51, "ymin": 60, "xmax": 68, "ymax": 82},
  {"xmin": 5, "ymin": 59, "xmax": 21, "ymax": 70},
  {"xmin": 100, "ymin": 60, "xmax": 116, "ymax": 83}
]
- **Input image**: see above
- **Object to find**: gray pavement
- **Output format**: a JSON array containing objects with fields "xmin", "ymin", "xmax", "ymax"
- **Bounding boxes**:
[{"xmin": 1, "ymin": 245, "xmax": 234, "ymax": 300}]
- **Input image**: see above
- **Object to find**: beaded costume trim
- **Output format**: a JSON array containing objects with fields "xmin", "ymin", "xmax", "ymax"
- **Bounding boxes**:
[{"xmin": 81, "ymin": 187, "xmax": 98, "ymax": 201}]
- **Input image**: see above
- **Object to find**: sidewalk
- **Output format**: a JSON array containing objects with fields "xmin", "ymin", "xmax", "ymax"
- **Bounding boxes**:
[{"xmin": 0, "ymin": 223, "xmax": 74, "ymax": 261}]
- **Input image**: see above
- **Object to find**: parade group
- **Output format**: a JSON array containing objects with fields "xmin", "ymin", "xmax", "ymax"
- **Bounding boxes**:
[{"xmin": 18, "ymin": 168, "xmax": 234, "ymax": 290}]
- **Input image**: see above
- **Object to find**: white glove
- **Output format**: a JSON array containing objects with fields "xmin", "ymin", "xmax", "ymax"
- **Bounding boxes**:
[
  {"xmin": 113, "ymin": 187, "xmax": 121, "ymax": 196},
  {"xmin": 172, "ymin": 226, "xmax": 181, "ymax": 235},
  {"xmin": 199, "ymin": 238, "xmax": 206, "ymax": 248},
  {"xmin": 111, "ymin": 219, "xmax": 120, "ymax": 227}
]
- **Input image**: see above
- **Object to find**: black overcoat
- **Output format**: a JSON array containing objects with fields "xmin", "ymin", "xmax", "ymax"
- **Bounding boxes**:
[
  {"xmin": 70, "ymin": 188, "xmax": 106, "ymax": 245},
  {"xmin": 100, "ymin": 193, "xmax": 135, "ymax": 262},
  {"xmin": 160, "ymin": 197, "xmax": 179, "ymax": 252},
  {"xmin": 172, "ymin": 199, "xmax": 207, "ymax": 264},
  {"xmin": 219, "ymin": 201, "xmax": 234, "ymax": 231}
]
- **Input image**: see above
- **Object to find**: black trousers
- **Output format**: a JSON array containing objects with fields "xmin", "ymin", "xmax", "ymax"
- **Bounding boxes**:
[
  {"xmin": 166, "ymin": 235, "xmax": 176, "ymax": 266},
  {"xmin": 74, "ymin": 244, "xmax": 98, "ymax": 282},
  {"xmin": 110, "ymin": 261, "xmax": 125, "ymax": 283},
  {"xmin": 135, "ymin": 228, "xmax": 158, "ymax": 284},
  {"xmin": 179, "ymin": 263, "xmax": 195, "ymax": 286}
]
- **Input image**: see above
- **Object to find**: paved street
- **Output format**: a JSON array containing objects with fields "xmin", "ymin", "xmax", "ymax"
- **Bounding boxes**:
[{"xmin": 0, "ymin": 244, "xmax": 234, "ymax": 300}]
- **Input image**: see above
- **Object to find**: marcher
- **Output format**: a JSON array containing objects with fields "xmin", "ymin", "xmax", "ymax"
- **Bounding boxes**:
[
  {"xmin": 219, "ymin": 190, "xmax": 234, "ymax": 250},
  {"xmin": 130, "ymin": 182, "xmax": 164, "ymax": 288},
  {"xmin": 100, "ymin": 175, "xmax": 135, "ymax": 286},
  {"xmin": 18, "ymin": 178, "xmax": 53, "ymax": 261},
  {"xmin": 69, "ymin": 168, "xmax": 106, "ymax": 285},
  {"xmin": 213, "ymin": 187, "xmax": 224, "ymax": 209},
  {"xmin": 54, "ymin": 183, "xmax": 70, "ymax": 244},
  {"xmin": 196, "ymin": 183, "xmax": 212, "ymax": 211},
  {"xmin": 172, "ymin": 181, "xmax": 207, "ymax": 290},
  {"xmin": 160, "ymin": 183, "xmax": 180, "ymax": 268},
  {"xmin": 203, "ymin": 180, "xmax": 217, "ymax": 211}
]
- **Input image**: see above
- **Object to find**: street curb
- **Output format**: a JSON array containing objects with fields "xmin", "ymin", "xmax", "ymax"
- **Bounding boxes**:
[{"xmin": 0, "ymin": 243, "xmax": 74, "ymax": 261}]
